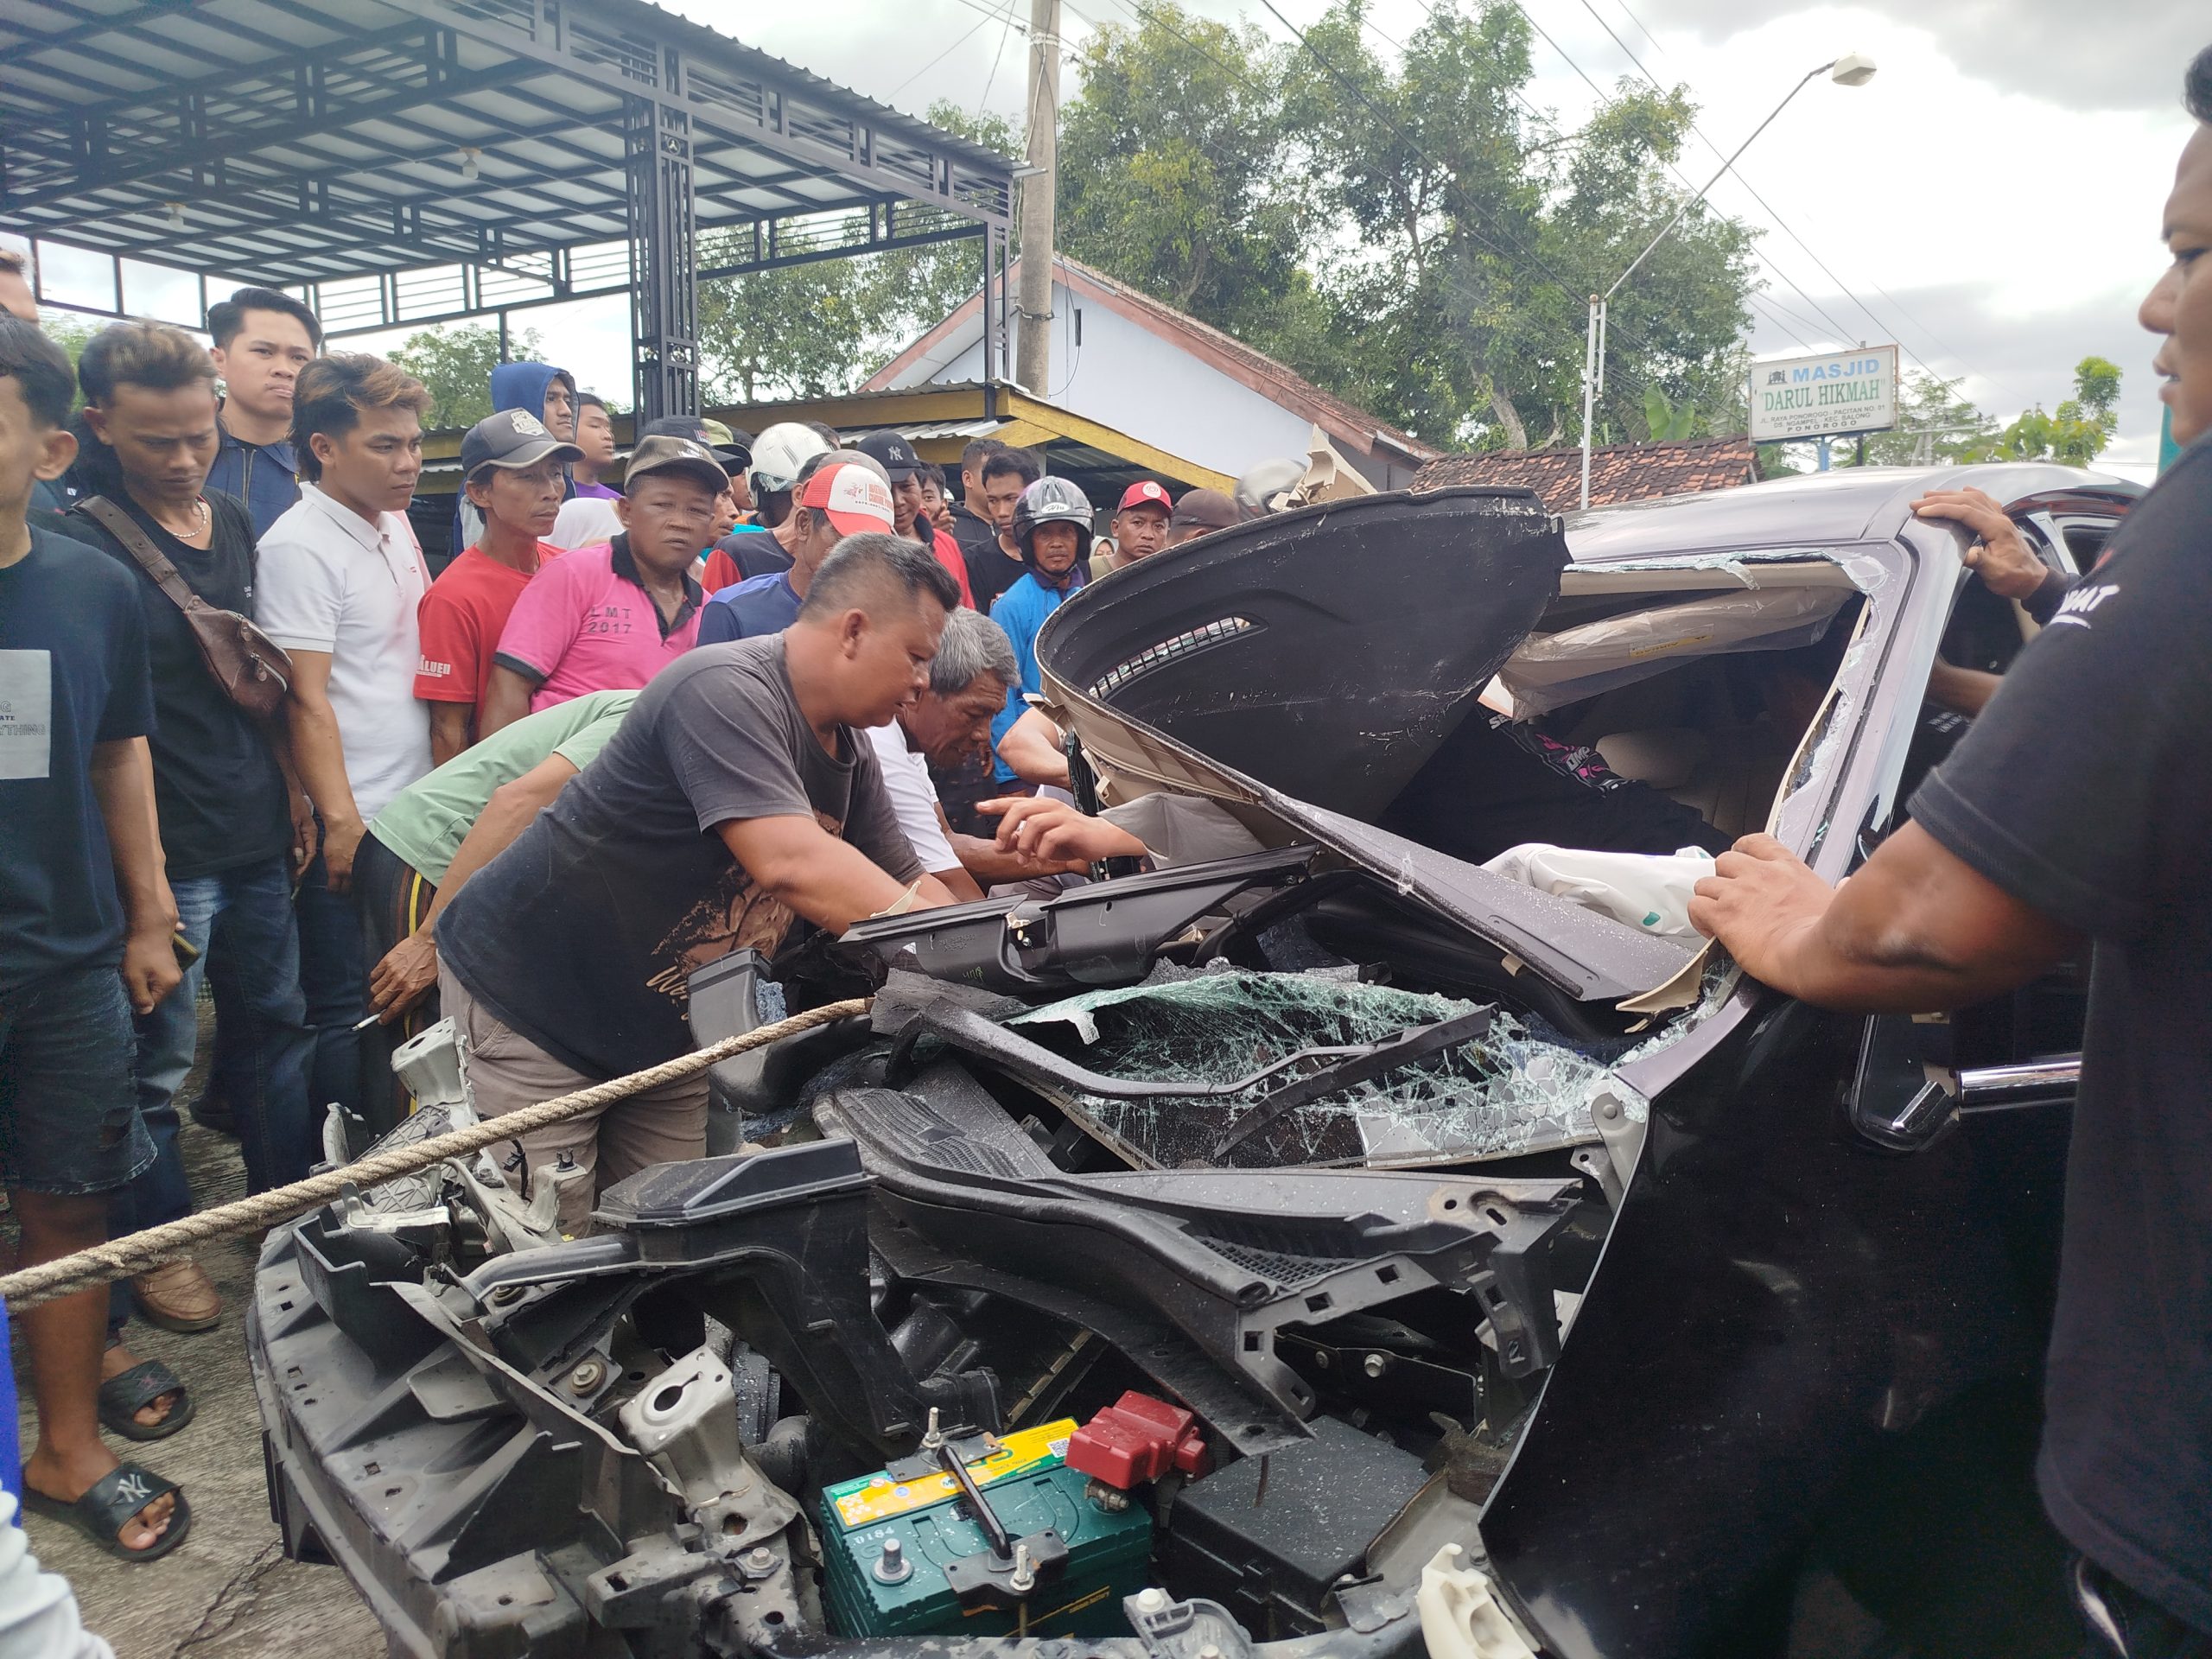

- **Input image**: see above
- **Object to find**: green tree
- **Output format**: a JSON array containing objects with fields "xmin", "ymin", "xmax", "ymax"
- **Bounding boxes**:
[
  {"xmin": 1828, "ymin": 371, "xmax": 1999, "ymax": 467},
  {"xmin": 386, "ymin": 324, "xmax": 546, "ymax": 429},
  {"xmin": 1052, "ymin": 1, "xmax": 1755, "ymax": 451},
  {"xmin": 1642, "ymin": 385, "xmax": 1697, "ymax": 442},
  {"xmin": 1962, "ymin": 356, "xmax": 2122, "ymax": 467},
  {"xmin": 37, "ymin": 313, "xmax": 101, "ymax": 378},
  {"xmin": 1056, "ymin": 9, "xmax": 1316, "ymax": 354},
  {"xmin": 696, "ymin": 104, "xmax": 1019, "ymax": 404}
]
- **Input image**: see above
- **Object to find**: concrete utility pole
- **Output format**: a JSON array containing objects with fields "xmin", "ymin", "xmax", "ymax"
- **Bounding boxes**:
[{"xmin": 1015, "ymin": 0, "xmax": 1060, "ymax": 395}]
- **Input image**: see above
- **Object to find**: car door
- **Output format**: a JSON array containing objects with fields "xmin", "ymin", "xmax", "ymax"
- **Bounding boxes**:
[{"xmin": 1844, "ymin": 499, "xmax": 2133, "ymax": 1314}]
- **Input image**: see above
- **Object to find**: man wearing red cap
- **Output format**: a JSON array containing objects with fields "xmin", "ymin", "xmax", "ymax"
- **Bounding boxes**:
[
  {"xmin": 1095, "ymin": 480, "xmax": 1173, "ymax": 580},
  {"xmin": 696, "ymin": 460, "xmax": 895, "ymax": 644}
]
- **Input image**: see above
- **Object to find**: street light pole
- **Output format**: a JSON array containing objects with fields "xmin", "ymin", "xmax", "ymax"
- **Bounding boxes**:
[{"xmin": 1577, "ymin": 53, "xmax": 1877, "ymax": 510}]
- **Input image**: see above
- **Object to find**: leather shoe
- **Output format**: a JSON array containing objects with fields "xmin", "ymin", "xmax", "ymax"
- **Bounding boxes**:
[{"xmin": 130, "ymin": 1259, "xmax": 221, "ymax": 1332}]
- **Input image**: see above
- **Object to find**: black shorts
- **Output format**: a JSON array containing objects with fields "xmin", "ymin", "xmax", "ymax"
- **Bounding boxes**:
[{"xmin": 0, "ymin": 962, "xmax": 154, "ymax": 1195}]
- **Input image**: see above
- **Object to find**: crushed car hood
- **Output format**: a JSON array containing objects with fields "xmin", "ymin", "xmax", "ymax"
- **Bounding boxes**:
[
  {"xmin": 1036, "ymin": 487, "xmax": 1700, "ymax": 1003},
  {"xmin": 1046, "ymin": 486, "xmax": 1565, "ymax": 818}
]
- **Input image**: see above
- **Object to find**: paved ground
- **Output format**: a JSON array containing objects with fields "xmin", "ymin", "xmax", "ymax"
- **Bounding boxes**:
[{"xmin": 7, "ymin": 1001, "xmax": 388, "ymax": 1659}]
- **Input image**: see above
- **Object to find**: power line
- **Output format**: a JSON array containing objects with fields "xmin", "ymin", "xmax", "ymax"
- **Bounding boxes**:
[
  {"xmin": 1605, "ymin": 0, "xmax": 1670, "ymax": 63},
  {"xmin": 1401, "ymin": 0, "xmax": 1921, "ymax": 391},
  {"xmin": 1748, "ymin": 295, "xmax": 1812, "ymax": 352},
  {"xmin": 945, "ymin": 0, "xmax": 1026, "ymax": 31},
  {"xmin": 1096, "ymin": 0, "xmax": 1691, "ymax": 425},
  {"xmin": 1550, "ymin": 0, "xmax": 2018, "ymax": 399},
  {"xmin": 891, "ymin": 2, "xmax": 1007, "ymax": 100},
  {"xmin": 976, "ymin": 3, "xmax": 1019, "ymax": 118},
  {"xmin": 1749, "ymin": 287, "xmax": 1826, "ymax": 346}
]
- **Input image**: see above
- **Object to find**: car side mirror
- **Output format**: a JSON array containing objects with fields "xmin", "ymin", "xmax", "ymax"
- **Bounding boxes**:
[{"xmin": 1848, "ymin": 1012, "xmax": 1958, "ymax": 1153}]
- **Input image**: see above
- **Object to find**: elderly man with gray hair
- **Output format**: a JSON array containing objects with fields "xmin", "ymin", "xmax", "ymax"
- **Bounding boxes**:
[{"xmin": 864, "ymin": 607, "xmax": 1091, "ymax": 899}]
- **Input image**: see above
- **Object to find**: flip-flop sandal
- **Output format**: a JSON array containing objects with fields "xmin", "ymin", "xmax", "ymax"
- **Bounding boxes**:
[
  {"xmin": 22, "ymin": 1464, "xmax": 193, "ymax": 1562},
  {"xmin": 98, "ymin": 1358, "xmax": 194, "ymax": 1442}
]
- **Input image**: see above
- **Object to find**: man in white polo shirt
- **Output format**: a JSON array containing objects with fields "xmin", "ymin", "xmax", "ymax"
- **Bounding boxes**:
[{"xmin": 254, "ymin": 353, "xmax": 432, "ymax": 1122}]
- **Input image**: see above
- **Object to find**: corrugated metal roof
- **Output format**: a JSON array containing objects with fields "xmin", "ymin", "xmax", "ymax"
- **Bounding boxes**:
[
  {"xmin": 894, "ymin": 417, "xmax": 1006, "ymax": 441},
  {"xmin": 0, "ymin": 0, "xmax": 1013, "ymax": 293}
]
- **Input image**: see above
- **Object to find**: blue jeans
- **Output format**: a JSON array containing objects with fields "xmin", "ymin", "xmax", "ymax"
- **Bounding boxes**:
[
  {"xmin": 296, "ymin": 848, "xmax": 370, "ymax": 1126},
  {"xmin": 125, "ymin": 855, "xmax": 315, "ymax": 1230}
]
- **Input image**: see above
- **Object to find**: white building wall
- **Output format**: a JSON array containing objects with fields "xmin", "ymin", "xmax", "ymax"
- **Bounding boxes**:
[{"xmin": 883, "ymin": 277, "xmax": 1367, "ymax": 484}]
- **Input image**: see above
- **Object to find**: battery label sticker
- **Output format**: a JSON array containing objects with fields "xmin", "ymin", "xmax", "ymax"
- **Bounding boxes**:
[{"xmin": 830, "ymin": 1420, "xmax": 1079, "ymax": 1529}]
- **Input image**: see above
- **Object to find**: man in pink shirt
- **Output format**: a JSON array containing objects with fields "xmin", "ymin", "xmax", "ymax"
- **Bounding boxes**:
[{"xmin": 477, "ymin": 434, "xmax": 717, "ymax": 736}]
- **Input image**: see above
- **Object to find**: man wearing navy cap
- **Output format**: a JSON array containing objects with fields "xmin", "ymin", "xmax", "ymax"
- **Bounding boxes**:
[
  {"xmin": 860, "ymin": 429, "xmax": 973, "ymax": 607},
  {"xmin": 416, "ymin": 409, "xmax": 583, "ymax": 764}
]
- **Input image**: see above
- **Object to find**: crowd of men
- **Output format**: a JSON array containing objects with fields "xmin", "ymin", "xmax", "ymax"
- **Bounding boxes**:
[
  {"xmin": 0, "ymin": 260, "xmax": 1278, "ymax": 1566},
  {"xmin": 0, "ymin": 42, "xmax": 2206, "ymax": 1656}
]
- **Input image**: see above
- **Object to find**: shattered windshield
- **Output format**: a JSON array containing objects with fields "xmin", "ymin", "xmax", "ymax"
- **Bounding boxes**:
[{"xmin": 1006, "ymin": 966, "xmax": 1642, "ymax": 1170}]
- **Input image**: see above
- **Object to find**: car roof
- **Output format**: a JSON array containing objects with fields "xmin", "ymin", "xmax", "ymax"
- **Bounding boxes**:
[{"xmin": 1561, "ymin": 462, "xmax": 2136, "ymax": 563}]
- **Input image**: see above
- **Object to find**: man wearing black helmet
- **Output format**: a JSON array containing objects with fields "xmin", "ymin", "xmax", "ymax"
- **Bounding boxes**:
[{"xmin": 987, "ymin": 475, "xmax": 1091, "ymax": 785}]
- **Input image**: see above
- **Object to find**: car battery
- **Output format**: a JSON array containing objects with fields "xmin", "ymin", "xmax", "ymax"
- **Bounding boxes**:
[
  {"xmin": 1155, "ymin": 1414, "xmax": 1428, "ymax": 1638},
  {"xmin": 821, "ymin": 1419, "xmax": 1154, "ymax": 1639}
]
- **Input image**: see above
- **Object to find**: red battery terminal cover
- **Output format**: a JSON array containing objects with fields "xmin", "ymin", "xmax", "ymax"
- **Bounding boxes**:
[{"xmin": 1066, "ymin": 1392, "xmax": 1211, "ymax": 1490}]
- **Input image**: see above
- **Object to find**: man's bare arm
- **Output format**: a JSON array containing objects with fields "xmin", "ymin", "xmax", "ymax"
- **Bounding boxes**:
[
  {"xmin": 266, "ymin": 720, "xmax": 315, "ymax": 875},
  {"xmin": 1925, "ymin": 659, "xmax": 2002, "ymax": 717},
  {"xmin": 925, "ymin": 808, "xmax": 987, "ymax": 902},
  {"xmin": 426, "ymin": 702, "xmax": 474, "ymax": 768},
  {"xmin": 378, "ymin": 754, "xmax": 581, "ymax": 1019},
  {"xmin": 285, "ymin": 650, "xmax": 365, "ymax": 891},
  {"xmin": 1688, "ymin": 826, "xmax": 2076, "ymax": 1014},
  {"xmin": 476, "ymin": 665, "xmax": 538, "ymax": 742},
  {"xmin": 718, "ymin": 815, "xmax": 947, "ymax": 932},
  {"xmin": 995, "ymin": 708, "xmax": 1071, "ymax": 789},
  {"xmin": 88, "ymin": 736, "xmax": 181, "ymax": 1014},
  {"xmin": 981, "ymin": 796, "xmax": 1148, "ymax": 867}
]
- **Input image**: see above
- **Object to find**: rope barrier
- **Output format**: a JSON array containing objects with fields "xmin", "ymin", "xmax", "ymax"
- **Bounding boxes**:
[{"xmin": 0, "ymin": 998, "xmax": 872, "ymax": 1314}]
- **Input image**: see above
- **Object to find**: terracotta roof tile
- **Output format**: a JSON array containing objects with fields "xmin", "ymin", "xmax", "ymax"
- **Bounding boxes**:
[{"xmin": 1412, "ymin": 437, "xmax": 1758, "ymax": 514}]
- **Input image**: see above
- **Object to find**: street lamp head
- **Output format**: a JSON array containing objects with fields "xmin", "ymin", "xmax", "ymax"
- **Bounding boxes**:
[{"xmin": 1828, "ymin": 53, "xmax": 1878, "ymax": 87}]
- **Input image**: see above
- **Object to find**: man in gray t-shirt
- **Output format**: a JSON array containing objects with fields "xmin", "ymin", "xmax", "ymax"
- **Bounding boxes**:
[{"xmin": 435, "ymin": 535, "xmax": 963, "ymax": 1226}]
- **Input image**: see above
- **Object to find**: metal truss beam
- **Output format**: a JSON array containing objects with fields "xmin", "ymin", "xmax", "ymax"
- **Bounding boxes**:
[
  {"xmin": 3, "ymin": 58, "xmax": 556, "ymax": 216},
  {"xmin": 627, "ymin": 89, "xmax": 698, "ymax": 423},
  {"xmin": 368, "ymin": 0, "xmax": 1010, "ymax": 228}
]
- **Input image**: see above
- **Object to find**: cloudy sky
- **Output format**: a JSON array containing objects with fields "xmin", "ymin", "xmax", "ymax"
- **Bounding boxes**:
[
  {"xmin": 728, "ymin": 0, "xmax": 2202, "ymax": 473},
  {"xmin": 22, "ymin": 0, "xmax": 2195, "ymax": 474}
]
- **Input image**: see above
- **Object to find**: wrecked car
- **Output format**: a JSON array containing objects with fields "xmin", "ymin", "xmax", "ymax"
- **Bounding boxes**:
[{"xmin": 250, "ymin": 464, "xmax": 2135, "ymax": 1658}]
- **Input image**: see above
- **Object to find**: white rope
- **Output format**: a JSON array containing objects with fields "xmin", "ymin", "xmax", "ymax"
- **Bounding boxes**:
[{"xmin": 0, "ymin": 999, "xmax": 870, "ymax": 1313}]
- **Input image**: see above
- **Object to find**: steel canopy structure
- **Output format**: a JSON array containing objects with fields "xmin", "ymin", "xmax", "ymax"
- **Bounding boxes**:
[{"xmin": 0, "ymin": 0, "xmax": 1017, "ymax": 419}]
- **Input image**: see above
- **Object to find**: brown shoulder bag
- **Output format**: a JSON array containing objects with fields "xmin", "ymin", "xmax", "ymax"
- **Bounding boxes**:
[{"xmin": 79, "ymin": 495, "xmax": 294, "ymax": 721}]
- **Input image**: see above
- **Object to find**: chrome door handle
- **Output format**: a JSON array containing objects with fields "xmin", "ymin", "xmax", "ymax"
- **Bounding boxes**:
[{"xmin": 1957, "ymin": 1054, "xmax": 2081, "ymax": 1111}]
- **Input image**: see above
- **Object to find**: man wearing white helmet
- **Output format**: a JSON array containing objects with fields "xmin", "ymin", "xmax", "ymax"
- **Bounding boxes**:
[{"xmin": 700, "ymin": 421, "xmax": 830, "ymax": 592}]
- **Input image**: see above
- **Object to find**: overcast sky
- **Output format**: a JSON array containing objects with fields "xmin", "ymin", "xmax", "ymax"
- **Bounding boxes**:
[
  {"xmin": 726, "ymin": 0, "xmax": 2198, "ymax": 474},
  {"xmin": 745, "ymin": 0, "xmax": 2201, "ymax": 473},
  {"xmin": 21, "ymin": 0, "xmax": 2195, "ymax": 475}
]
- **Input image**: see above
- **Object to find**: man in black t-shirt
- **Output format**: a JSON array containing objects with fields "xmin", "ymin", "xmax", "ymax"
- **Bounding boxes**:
[
  {"xmin": 963, "ymin": 446, "xmax": 1041, "ymax": 613},
  {"xmin": 946, "ymin": 436, "xmax": 1008, "ymax": 565},
  {"xmin": 435, "ymin": 535, "xmax": 963, "ymax": 1229},
  {"xmin": 0, "ymin": 316, "xmax": 191, "ymax": 1559},
  {"xmin": 67, "ymin": 325, "xmax": 318, "ymax": 1270},
  {"xmin": 1691, "ymin": 67, "xmax": 2212, "ymax": 1655}
]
